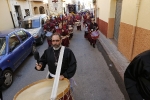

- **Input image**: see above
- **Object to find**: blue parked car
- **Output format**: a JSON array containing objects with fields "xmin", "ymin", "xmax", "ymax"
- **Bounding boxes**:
[{"xmin": 0, "ymin": 28, "xmax": 36, "ymax": 89}]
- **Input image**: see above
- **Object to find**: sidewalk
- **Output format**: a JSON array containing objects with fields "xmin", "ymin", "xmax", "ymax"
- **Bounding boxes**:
[{"xmin": 98, "ymin": 31, "xmax": 130, "ymax": 79}]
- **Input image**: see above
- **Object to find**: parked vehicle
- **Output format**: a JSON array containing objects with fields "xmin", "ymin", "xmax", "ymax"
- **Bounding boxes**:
[
  {"xmin": 0, "ymin": 28, "xmax": 36, "ymax": 89},
  {"xmin": 21, "ymin": 14, "xmax": 48, "ymax": 45}
]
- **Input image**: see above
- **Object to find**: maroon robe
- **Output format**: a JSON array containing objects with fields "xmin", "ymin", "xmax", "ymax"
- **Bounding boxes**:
[
  {"xmin": 56, "ymin": 28, "xmax": 69, "ymax": 47},
  {"xmin": 75, "ymin": 14, "xmax": 81, "ymax": 21},
  {"xmin": 43, "ymin": 23, "xmax": 51, "ymax": 31}
]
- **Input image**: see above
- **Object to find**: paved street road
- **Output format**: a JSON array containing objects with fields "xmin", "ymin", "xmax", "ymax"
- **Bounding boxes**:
[{"xmin": 3, "ymin": 26, "xmax": 126, "ymax": 100}]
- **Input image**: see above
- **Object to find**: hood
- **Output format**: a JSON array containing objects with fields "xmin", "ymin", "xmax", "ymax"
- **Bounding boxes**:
[{"xmin": 26, "ymin": 28, "xmax": 41, "ymax": 36}]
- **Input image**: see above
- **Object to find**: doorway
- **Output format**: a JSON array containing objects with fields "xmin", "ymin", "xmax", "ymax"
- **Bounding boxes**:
[{"xmin": 14, "ymin": 6, "xmax": 23, "ymax": 20}]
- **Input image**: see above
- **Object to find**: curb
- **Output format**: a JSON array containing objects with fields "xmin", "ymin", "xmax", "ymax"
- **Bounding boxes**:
[{"xmin": 98, "ymin": 31, "xmax": 130, "ymax": 80}]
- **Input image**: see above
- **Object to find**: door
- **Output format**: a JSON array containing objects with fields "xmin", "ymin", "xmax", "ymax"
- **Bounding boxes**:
[
  {"xmin": 113, "ymin": 0, "xmax": 122, "ymax": 41},
  {"xmin": 8, "ymin": 33, "xmax": 22, "ymax": 70},
  {"xmin": 15, "ymin": 6, "xmax": 23, "ymax": 26},
  {"xmin": 15, "ymin": 30, "xmax": 30, "ymax": 60}
]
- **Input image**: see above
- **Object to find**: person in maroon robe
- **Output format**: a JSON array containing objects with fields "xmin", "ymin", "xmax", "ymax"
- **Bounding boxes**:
[
  {"xmin": 88, "ymin": 18, "xmax": 99, "ymax": 48},
  {"xmin": 56, "ymin": 15, "xmax": 62, "ymax": 23},
  {"xmin": 67, "ymin": 16, "xmax": 74, "ymax": 26},
  {"xmin": 67, "ymin": 17, "xmax": 74, "ymax": 39},
  {"xmin": 56, "ymin": 24, "xmax": 70, "ymax": 47},
  {"xmin": 62, "ymin": 20, "xmax": 68, "ymax": 29},
  {"xmin": 43, "ymin": 20, "xmax": 51, "ymax": 32},
  {"xmin": 75, "ymin": 13, "xmax": 82, "ymax": 31},
  {"xmin": 49, "ymin": 22, "xmax": 55, "ymax": 33},
  {"xmin": 83, "ymin": 13, "xmax": 87, "ymax": 25},
  {"xmin": 84, "ymin": 15, "xmax": 91, "ymax": 39},
  {"xmin": 43, "ymin": 20, "xmax": 52, "ymax": 46}
]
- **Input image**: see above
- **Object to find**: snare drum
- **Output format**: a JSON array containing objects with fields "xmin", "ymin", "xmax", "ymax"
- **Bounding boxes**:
[
  {"xmin": 13, "ymin": 78, "xmax": 73, "ymax": 100},
  {"xmin": 68, "ymin": 25, "xmax": 73, "ymax": 30},
  {"xmin": 75, "ymin": 22, "xmax": 81, "ymax": 26},
  {"xmin": 91, "ymin": 31, "xmax": 99, "ymax": 40}
]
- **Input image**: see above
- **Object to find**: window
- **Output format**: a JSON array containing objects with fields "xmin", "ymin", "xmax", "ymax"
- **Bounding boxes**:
[
  {"xmin": 0, "ymin": 37, "xmax": 6, "ymax": 56},
  {"xmin": 21, "ymin": 19, "xmax": 40, "ymax": 29},
  {"xmin": 9, "ymin": 34, "xmax": 20, "ymax": 51},
  {"xmin": 25, "ymin": 9, "xmax": 30, "ymax": 16},
  {"xmin": 16, "ymin": 30, "xmax": 28, "ymax": 41}
]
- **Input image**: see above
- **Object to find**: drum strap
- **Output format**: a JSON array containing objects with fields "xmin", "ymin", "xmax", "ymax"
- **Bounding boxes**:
[{"xmin": 50, "ymin": 46, "xmax": 65, "ymax": 100}]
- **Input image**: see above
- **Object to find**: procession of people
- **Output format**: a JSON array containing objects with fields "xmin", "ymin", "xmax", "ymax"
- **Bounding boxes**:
[
  {"xmin": 44, "ymin": 11, "xmax": 99, "ymax": 48},
  {"xmin": 33, "ymin": 11, "xmax": 99, "ymax": 99},
  {"xmin": 9, "ymin": 12, "xmax": 99, "ymax": 100}
]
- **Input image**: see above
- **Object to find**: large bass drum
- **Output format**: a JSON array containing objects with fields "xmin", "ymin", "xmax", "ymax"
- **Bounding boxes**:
[{"xmin": 13, "ymin": 78, "xmax": 73, "ymax": 100}]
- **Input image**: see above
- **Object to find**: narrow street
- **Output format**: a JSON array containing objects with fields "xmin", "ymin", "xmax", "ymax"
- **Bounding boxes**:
[
  {"xmin": 69, "ymin": 27, "xmax": 126, "ymax": 100},
  {"xmin": 3, "ymin": 26, "xmax": 127, "ymax": 100}
]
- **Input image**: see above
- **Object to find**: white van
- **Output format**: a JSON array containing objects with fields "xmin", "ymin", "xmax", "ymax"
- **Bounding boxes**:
[{"xmin": 21, "ymin": 14, "xmax": 48, "ymax": 44}]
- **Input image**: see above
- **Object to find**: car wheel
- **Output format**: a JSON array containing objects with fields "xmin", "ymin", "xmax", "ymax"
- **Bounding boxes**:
[
  {"xmin": 2, "ymin": 70, "xmax": 13, "ymax": 89},
  {"xmin": 30, "ymin": 44, "xmax": 36, "ymax": 55},
  {"xmin": 39, "ymin": 36, "xmax": 44, "ymax": 45}
]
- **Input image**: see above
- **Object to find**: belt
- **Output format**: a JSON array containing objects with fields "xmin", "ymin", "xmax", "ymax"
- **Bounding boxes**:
[{"xmin": 49, "ymin": 72, "xmax": 56, "ymax": 78}]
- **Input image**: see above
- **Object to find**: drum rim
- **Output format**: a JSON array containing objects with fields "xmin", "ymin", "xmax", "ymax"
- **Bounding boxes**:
[{"xmin": 13, "ymin": 78, "xmax": 70, "ymax": 100}]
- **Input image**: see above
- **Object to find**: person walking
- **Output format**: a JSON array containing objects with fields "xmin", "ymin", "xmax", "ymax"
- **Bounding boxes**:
[{"xmin": 35, "ymin": 33, "xmax": 77, "ymax": 80}]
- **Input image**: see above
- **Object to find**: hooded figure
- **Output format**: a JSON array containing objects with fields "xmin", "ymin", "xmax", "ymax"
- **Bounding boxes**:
[{"xmin": 124, "ymin": 50, "xmax": 150, "ymax": 100}]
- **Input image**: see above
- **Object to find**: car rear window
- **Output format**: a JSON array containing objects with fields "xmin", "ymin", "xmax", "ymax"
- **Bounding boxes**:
[
  {"xmin": 0, "ymin": 37, "xmax": 6, "ymax": 56},
  {"xmin": 21, "ymin": 19, "xmax": 40, "ymax": 29}
]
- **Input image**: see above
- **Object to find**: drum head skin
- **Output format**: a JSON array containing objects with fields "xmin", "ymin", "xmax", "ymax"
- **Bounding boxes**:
[
  {"xmin": 14, "ymin": 79, "xmax": 70, "ymax": 100},
  {"xmin": 46, "ymin": 32, "xmax": 53, "ymax": 37}
]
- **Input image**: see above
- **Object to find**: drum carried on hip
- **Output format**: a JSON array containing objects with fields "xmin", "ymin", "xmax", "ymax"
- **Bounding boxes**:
[
  {"xmin": 75, "ymin": 21, "xmax": 81, "ymax": 26},
  {"xmin": 91, "ymin": 31, "xmax": 99, "ymax": 40},
  {"xmin": 13, "ymin": 78, "xmax": 73, "ymax": 100}
]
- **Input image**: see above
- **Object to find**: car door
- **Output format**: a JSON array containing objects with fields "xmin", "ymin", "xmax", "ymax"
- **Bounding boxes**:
[
  {"xmin": 8, "ymin": 33, "xmax": 23, "ymax": 70},
  {"xmin": 15, "ymin": 30, "xmax": 31, "ymax": 60}
]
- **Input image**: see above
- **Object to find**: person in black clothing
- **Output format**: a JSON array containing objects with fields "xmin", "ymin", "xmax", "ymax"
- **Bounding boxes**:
[
  {"xmin": 35, "ymin": 33, "xmax": 77, "ymax": 80},
  {"xmin": 124, "ymin": 50, "xmax": 150, "ymax": 100},
  {"xmin": 0, "ymin": 69, "xmax": 5, "ymax": 100}
]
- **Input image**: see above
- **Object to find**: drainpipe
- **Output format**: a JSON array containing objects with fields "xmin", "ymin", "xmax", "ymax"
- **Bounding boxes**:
[
  {"xmin": 7, "ymin": 0, "xmax": 16, "ymax": 28},
  {"xmin": 129, "ymin": 0, "xmax": 141, "ymax": 60}
]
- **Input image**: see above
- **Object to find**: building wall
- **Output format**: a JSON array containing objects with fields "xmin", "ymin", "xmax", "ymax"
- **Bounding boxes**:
[
  {"xmin": 9, "ymin": 0, "xmax": 33, "ymax": 27},
  {"xmin": 107, "ymin": 0, "xmax": 116, "ymax": 38},
  {"xmin": 118, "ymin": 0, "xmax": 150, "ymax": 60},
  {"xmin": 0, "ymin": 0, "xmax": 14, "ymax": 31},
  {"xmin": 96, "ymin": 0, "xmax": 112, "ymax": 37},
  {"xmin": 31, "ymin": 1, "xmax": 49, "ymax": 15}
]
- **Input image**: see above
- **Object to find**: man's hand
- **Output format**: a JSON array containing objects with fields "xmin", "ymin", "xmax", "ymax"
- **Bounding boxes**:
[
  {"xmin": 35, "ymin": 63, "xmax": 42, "ymax": 70},
  {"xmin": 59, "ymin": 75, "xmax": 64, "ymax": 80}
]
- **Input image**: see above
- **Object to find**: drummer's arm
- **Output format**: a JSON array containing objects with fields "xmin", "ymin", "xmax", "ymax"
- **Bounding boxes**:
[{"xmin": 35, "ymin": 50, "xmax": 47, "ymax": 71}]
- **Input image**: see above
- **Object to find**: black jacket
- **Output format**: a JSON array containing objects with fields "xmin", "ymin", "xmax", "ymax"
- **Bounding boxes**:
[
  {"xmin": 36, "ymin": 47, "xmax": 77, "ymax": 79},
  {"xmin": 124, "ymin": 50, "xmax": 150, "ymax": 100}
]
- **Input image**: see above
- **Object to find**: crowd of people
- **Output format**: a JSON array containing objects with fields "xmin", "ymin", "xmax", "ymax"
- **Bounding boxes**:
[
  {"xmin": 43, "ymin": 13, "xmax": 80, "ymax": 48},
  {"xmin": 43, "ymin": 11, "xmax": 99, "ymax": 48}
]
